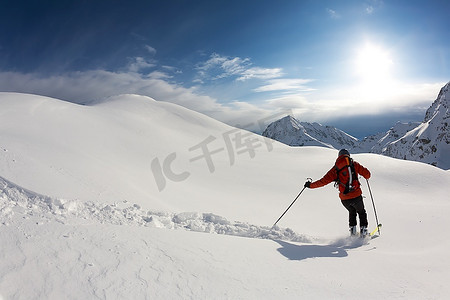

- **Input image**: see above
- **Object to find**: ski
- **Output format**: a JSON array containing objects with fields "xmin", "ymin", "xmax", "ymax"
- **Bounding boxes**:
[{"xmin": 369, "ymin": 224, "xmax": 382, "ymax": 237}]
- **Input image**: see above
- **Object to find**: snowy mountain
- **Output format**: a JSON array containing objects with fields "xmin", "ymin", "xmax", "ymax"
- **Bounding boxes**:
[
  {"xmin": 262, "ymin": 81, "xmax": 450, "ymax": 170},
  {"xmin": 1, "ymin": 92, "xmax": 450, "ymax": 299},
  {"xmin": 262, "ymin": 115, "xmax": 358, "ymax": 149},
  {"xmin": 355, "ymin": 121, "xmax": 422, "ymax": 153},
  {"xmin": 382, "ymin": 82, "xmax": 450, "ymax": 168}
]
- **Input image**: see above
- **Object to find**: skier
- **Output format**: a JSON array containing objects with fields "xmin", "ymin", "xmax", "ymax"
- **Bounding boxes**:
[{"xmin": 304, "ymin": 149, "xmax": 371, "ymax": 237}]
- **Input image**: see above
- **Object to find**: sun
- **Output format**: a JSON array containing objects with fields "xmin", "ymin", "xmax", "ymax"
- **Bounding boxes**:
[{"xmin": 354, "ymin": 43, "xmax": 393, "ymax": 83}]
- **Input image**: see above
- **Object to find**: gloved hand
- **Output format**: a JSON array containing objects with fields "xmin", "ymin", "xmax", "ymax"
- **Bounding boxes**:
[{"xmin": 304, "ymin": 181, "xmax": 311, "ymax": 188}]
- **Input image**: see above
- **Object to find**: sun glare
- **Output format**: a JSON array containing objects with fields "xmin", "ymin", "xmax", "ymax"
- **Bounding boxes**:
[{"xmin": 355, "ymin": 43, "xmax": 393, "ymax": 83}]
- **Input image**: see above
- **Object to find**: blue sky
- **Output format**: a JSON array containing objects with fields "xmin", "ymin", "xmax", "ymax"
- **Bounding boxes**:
[{"xmin": 0, "ymin": 0, "xmax": 449, "ymax": 137}]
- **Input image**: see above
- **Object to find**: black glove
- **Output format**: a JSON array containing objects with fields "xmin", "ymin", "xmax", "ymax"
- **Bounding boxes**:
[{"xmin": 304, "ymin": 181, "xmax": 311, "ymax": 188}]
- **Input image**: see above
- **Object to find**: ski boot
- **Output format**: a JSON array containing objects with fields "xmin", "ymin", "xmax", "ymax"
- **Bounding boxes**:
[
  {"xmin": 360, "ymin": 226, "xmax": 368, "ymax": 238},
  {"xmin": 349, "ymin": 226, "xmax": 357, "ymax": 236}
]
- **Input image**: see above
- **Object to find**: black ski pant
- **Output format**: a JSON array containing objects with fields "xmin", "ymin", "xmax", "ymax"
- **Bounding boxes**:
[{"xmin": 341, "ymin": 195, "xmax": 368, "ymax": 227}]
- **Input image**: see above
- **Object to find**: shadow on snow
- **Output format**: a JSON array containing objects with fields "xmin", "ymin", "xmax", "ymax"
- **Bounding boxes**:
[{"xmin": 274, "ymin": 237, "xmax": 368, "ymax": 261}]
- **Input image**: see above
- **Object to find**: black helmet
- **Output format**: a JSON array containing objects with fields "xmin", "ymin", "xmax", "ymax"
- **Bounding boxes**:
[{"xmin": 338, "ymin": 149, "xmax": 350, "ymax": 157}]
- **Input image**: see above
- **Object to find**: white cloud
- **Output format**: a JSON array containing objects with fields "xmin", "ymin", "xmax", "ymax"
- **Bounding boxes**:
[
  {"xmin": 254, "ymin": 79, "xmax": 315, "ymax": 92},
  {"xmin": 366, "ymin": 6, "xmax": 374, "ymax": 14},
  {"xmin": 162, "ymin": 65, "xmax": 182, "ymax": 74},
  {"xmin": 192, "ymin": 78, "xmax": 204, "ymax": 84},
  {"xmin": 145, "ymin": 45, "xmax": 157, "ymax": 55},
  {"xmin": 326, "ymin": 8, "xmax": 340, "ymax": 19},
  {"xmin": 196, "ymin": 53, "xmax": 284, "ymax": 83},
  {"xmin": 264, "ymin": 94, "xmax": 308, "ymax": 110},
  {"xmin": 147, "ymin": 71, "xmax": 172, "ymax": 79},
  {"xmin": 220, "ymin": 57, "xmax": 250, "ymax": 77},
  {"xmin": 237, "ymin": 67, "xmax": 284, "ymax": 81},
  {"xmin": 196, "ymin": 53, "xmax": 252, "ymax": 80},
  {"xmin": 304, "ymin": 81, "xmax": 445, "ymax": 119},
  {"xmin": 127, "ymin": 57, "xmax": 156, "ymax": 73},
  {"xmin": 364, "ymin": 0, "xmax": 383, "ymax": 15}
]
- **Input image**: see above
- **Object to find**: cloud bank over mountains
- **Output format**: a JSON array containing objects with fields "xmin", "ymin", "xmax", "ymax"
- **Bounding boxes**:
[{"xmin": 0, "ymin": 50, "xmax": 445, "ymax": 136}]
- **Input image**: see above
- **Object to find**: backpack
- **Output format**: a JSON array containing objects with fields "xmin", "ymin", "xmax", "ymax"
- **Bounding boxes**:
[{"xmin": 334, "ymin": 156, "xmax": 360, "ymax": 194}]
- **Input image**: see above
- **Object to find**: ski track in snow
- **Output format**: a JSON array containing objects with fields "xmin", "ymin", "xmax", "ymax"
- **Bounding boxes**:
[{"xmin": 0, "ymin": 176, "xmax": 313, "ymax": 244}]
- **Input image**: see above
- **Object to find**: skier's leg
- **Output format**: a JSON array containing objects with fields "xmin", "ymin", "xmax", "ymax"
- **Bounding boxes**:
[
  {"xmin": 341, "ymin": 200, "xmax": 357, "ymax": 227},
  {"xmin": 353, "ymin": 196, "xmax": 368, "ymax": 227}
]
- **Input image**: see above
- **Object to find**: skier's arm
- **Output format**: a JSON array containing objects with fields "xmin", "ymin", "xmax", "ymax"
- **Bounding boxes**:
[
  {"xmin": 308, "ymin": 167, "xmax": 337, "ymax": 189},
  {"xmin": 354, "ymin": 162, "xmax": 371, "ymax": 179}
]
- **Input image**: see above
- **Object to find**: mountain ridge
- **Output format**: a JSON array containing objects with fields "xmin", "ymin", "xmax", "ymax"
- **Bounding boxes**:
[{"xmin": 262, "ymin": 115, "xmax": 358, "ymax": 150}]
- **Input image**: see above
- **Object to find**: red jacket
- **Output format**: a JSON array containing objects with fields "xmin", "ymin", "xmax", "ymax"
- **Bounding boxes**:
[{"xmin": 310, "ymin": 155, "xmax": 371, "ymax": 200}]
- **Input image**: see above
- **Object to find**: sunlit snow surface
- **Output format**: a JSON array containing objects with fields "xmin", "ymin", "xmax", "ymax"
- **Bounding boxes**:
[{"xmin": 1, "ymin": 93, "xmax": 449, "ymax": 299}]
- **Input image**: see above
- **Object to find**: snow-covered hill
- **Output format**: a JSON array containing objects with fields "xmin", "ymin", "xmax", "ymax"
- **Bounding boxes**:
[
  {"xmin": 0, "ymin": 92, "xmax": 320, "ymax": 223},
  {"xmin": 262, "ymin": 115, "xmax": 358, "ymax": 149},
  {"xmin": 1, "ymin": 92, "xmax": 450, "ymax": 299},
  {"xmin": 262, "ymin": 81, "xmax": 450, "ymax": 170}
]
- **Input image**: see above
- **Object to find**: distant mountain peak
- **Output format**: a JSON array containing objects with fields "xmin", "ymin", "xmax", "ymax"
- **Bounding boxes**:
[
  {"xmin": 262, "ymin": 115, "xmax": 357, "ymax": 149},
  {"xmin": 424, "ymin": 81, "xmax": 449, "ymax": 123},
  {"xmin": 277, "ymin": 115, "xmax": 302, "ymax": 130}
]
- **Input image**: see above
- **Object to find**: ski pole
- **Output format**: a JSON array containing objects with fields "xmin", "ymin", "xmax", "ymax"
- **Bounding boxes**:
[
  {"xmin": 272, "ymin": 181, "xmax": 309, "ymax": 229},
  {"xmin": 366, "ymin": 179, "xmax": 381, "ymax": 235}
]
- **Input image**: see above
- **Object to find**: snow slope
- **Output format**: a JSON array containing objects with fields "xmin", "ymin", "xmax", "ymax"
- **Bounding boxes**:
[{"xmin": 1, "ymin": 93, "xmax": 450, "ymax": 299}]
